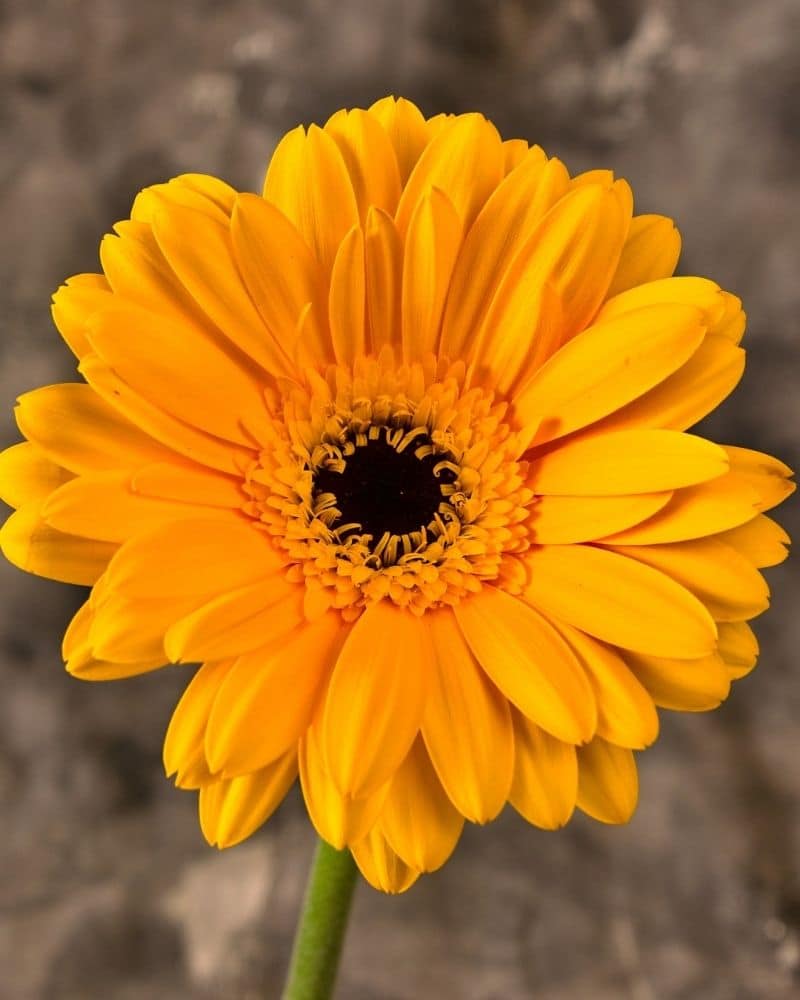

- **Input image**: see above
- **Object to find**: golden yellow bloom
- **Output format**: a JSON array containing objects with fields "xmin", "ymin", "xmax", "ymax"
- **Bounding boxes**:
[{"xmin": 0, "ymin": 97, "xmax": 793, "ymax": 893}]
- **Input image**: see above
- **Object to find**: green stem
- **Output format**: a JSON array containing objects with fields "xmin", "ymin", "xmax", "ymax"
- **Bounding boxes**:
[{"xmin": 282, "ymin": 839, "xmax": 359, "ymax": 1000}]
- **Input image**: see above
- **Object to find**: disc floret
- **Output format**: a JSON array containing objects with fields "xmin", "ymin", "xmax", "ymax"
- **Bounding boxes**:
[{"xmin": 244, "ymin": 350, "xmax": 535, "ymax": 617}]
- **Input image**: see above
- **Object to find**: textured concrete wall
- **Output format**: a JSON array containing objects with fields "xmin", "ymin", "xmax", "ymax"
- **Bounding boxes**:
[{"xmin": 1, "ymin": 1, "xmax": 798, "ymax": 997}]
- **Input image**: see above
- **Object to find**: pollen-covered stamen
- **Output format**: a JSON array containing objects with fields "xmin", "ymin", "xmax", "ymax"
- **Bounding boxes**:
[{"xmin": 312, "ymin": 430, "xmax": 458, "ymax": 545}]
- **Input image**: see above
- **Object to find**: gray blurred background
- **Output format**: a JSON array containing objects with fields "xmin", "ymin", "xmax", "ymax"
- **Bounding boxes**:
[{"xmin": 0, "ymin": 1, "xmax": 798, "ymax": 997}]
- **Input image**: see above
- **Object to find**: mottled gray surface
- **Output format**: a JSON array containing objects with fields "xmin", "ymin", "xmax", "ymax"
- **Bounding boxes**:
[{"xmin": 1, "ymin": 1, "xmax": 798, "ymax": 997}]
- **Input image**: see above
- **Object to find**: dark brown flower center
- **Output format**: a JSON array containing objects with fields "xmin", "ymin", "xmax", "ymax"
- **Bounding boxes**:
[{"xmin": 313, "ymin": 435, "xmax": 457, "ymax": 542}]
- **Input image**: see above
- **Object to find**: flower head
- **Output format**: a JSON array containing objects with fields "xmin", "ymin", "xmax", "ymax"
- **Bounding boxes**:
[{"xmin": 1, "ymin": 97, "xmax": 792, "ymax": 893}]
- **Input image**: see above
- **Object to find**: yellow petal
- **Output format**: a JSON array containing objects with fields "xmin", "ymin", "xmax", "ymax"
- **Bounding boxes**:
[
  {"xmin": 364, "ymin": 207, "xmax": 402, "ymax": 353},
  {"xmin": 15, "ymin": 383, "xmax": 172, "ymax": 475},
  {"xmin": 263, "ymin": 124, "xmax": 359, "ymax": 275},
  {"xmin": 299, "ymin": 722, "xmax": 388, "ymax": 849},
  {"xmin": 609, "ymin": 538, "xmax": 769, "ymax": 622},
  {"xmin": 230, "ymin": 193, "xmax": 327, "ymax": 361},
  {"xmin": 79, "ymin": 355, "xmax": 250, "ymax": 476},
  {"xmin": 61, "ymin": 598, "xmax": 94, "ymax": 660},
  {"xmin": 368, "ymin": 97, "xmax": 430, "ymax": 185},
  {"xmin": 717, "ymin": 621, "xmax": 759, "ymax": 679},
  {"xmin": 724, "ymin": 446, "xmax": 795, "ymax": 512},
  {"xmin": 0, "ymin": 443, "xmax": 73, "ymax": 509},
  {"xmin": 100, "ymin": 222, "xmax": 203, "ymax": 327},
  {"xmin": 576, "ymin": 738, "xmax": 638, "ymax": 824},
  {"xmin": 605, "ymin": 215, "xmax": 681, "ymax": 298},
  {"xmin": 88, "ymin": 590, "xmax": 196, "ymax": 663},
  {"xmin": 380, "ymin": 738, "xmax": 463, "ymax": 872},
  {"xmin": 440, "ymin": 151, "xmax": 568, "ymax": 360},
  {"xmin": 151, "ymin": 200, "xmax": 300, "ymax": 379},
  {"xmin": 395, "ymin": 113, "xmax": 504, "ymax": 236},
  {"xmin": 454, "ymin": 586, "xmax": 596, "ymax": 744},
  {"xmin": 503, "ymin": 138, "xmax": 532, "ymax": 173},
  {"xmin": 87, "ymin": 303, "xmax": 269, "ymax": 447},
  {"xmin": 169, "ymin": 173, "xmax": 238, "ymax": 214},
  {"xmin": 131, "ymin": 176, "xmax": 232, "ymax": 225},
  {"xmin": 426, "ymin": 112, "xmax": 453, "ymax": 137},
  {"xmin": 40, "ymin": 471, "xmax": 237, "ymax": 543},
  {"xmin": 164, "ymin": 579, "xmax": 303, "ymax": 662},
  {"xmin": 716, "ymin": 514, "xmax": 790, "ymax": 568},
  {"xmin": 1, "ymin": 504, "xmax": 116, "ymax": 585},
  {"xmin": 530, "ymin": 430, "xmax": 729, "ymax": 495},
  {"xmin": 51, "ymin": 274, "xmax": 113, "ymax": 360},
  {"xmin": 514, "ymin": 303, "xmax": 706, "ymax": 446},
  {"xmin": 322, "ymin": 602, "xmax": 428, "ymax": 798},
  {"xmin": 510, "ymin": 712, "xmax": 577, "ymax": 829},
  {"xmin": 199, "ymin": 750, "xmax": 297, "ymax": 848},
  {"xmin": 713, "ymin": 292, "xmax": 746, "ymax": 343},
  {"xmin": 67, "ymin": 650, "xmax": 164, "ymax": 681},
  {"xmin": 570, "ymin": 167, "xmax": 618, "ymax": 192},
  {"xmin": 610, "ymin": 177, "xmax": 635, "ymax": 225},
  {"xmin": 329, "ymin": 225, "xmax": 366, "ymax": 366},
  {"xmin": 551, "ymin": 620, "xmax": 659, "ymax": 749},
  {"xmin": 103, "ymin": 518, "xmax": 278, "ymax": 598},
  {"xmin": 401, "ymin": 188, "xmax": 462, "ymax": 362},
  {"xmin": 325, "ymin": 108, "xmax": 402, "ymax": 219},
  {"xmin": 62, "ymin": 599, "xmax": 164, "ymax": 681},
  {"xmin": 588, "ymin": 334, "xmax": 745, "ymax": 434},
  {"xmin": 523, "ymin": 544, "xmax": 717, "ymax": 657},
  {"xmin": 600, "ymin": 471, "xmax": 761, "ymax": 545},
  {"xmin": 531, "ymin": 492, "xmax": 672, "ymax": 544},
  {"xmin": 490, "ymin": 182, "xmax": 630, "ymax": 344},
  {"xmin": 468, "ymin": 280, "xmax": 563, "ymax": 399},
  {"xmin": 422, "ymin": 609, "xmax": 513, "ymax": 823},
  {"xmin": 351, "ymin": 827, "xmax": 420, "ymax": 894},
  {"xmin": 205, "ymin": 612, "xmax": 345, "ymax": 777},
  {"xmin": 597, "ymin": 276, "xmax": 726, "ymax": 328},
  {"xmin": 163, "ymin": 660, "xmax": 232, "ymax": 788},
  {"xmin": 623, "ymin": 649, "xmax": 730, "ymax": 711},
  {"xmin": 130, "ymin": 461, "xmax": 244, "ymax": 507}
]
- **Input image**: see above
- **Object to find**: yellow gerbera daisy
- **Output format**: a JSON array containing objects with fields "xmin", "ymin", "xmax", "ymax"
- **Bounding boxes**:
[{"xmin": 0, "ymin": 97, "xmax": 792, "ymax": 894}]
